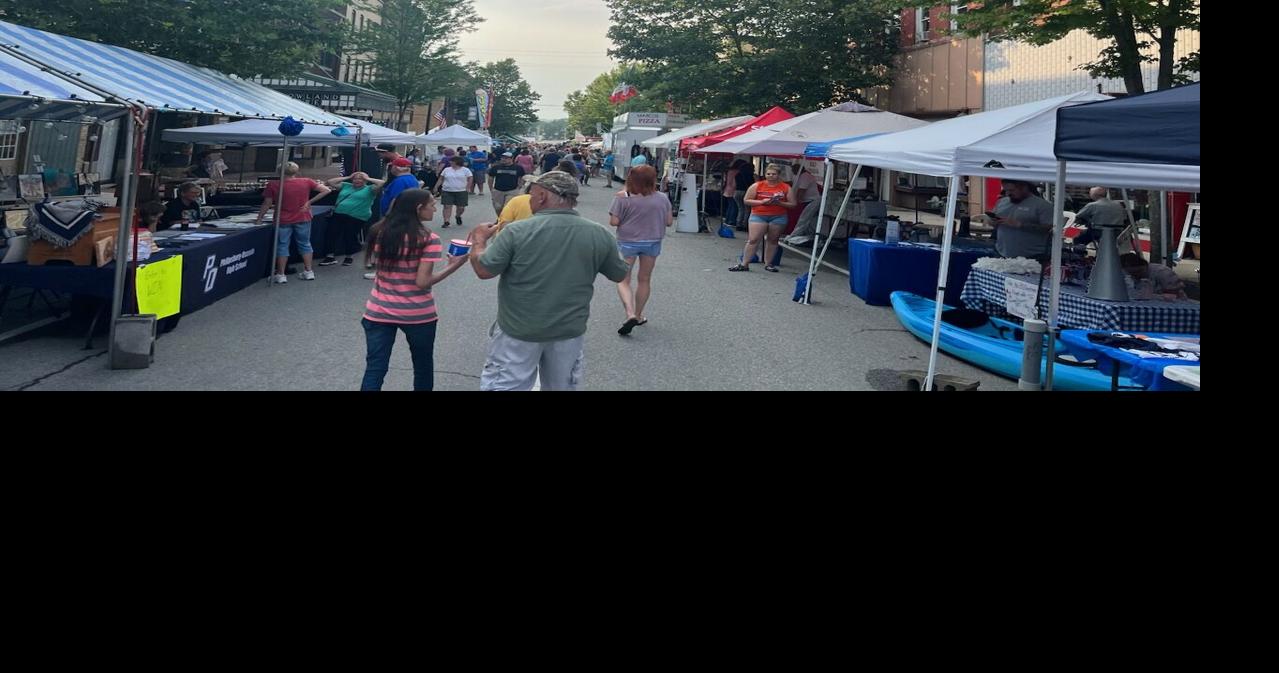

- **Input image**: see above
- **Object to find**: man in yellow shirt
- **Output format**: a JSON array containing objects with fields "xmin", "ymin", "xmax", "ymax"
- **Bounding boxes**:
[{"xmin": 495, "ymin": 175, "xmax": 537, "ymax": 234}]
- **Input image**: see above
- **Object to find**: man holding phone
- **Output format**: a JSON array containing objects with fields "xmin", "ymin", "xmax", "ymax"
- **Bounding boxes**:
[{"xmin": 989, "ymin": 179, "xmax": 1055, "ymax": 261}]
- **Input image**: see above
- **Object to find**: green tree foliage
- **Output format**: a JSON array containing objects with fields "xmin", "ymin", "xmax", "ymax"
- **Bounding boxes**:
[
  {"xmin": 532, "ymin": 118, "xmax": 569, "ymax": 141},
  {"xmin": 606, "ymin": 0, "xmax": 901, "ymax": 117},
  {"xmin": 563, "ymin": 68, "xmax": 661, "ymax": 137},
  {"xmin": 0, "ymin": 0, "xmax": 349, "ymax": 78},
  {"xmin": 464, "ymin": 59, "xmax": 542, "ymax": 137},
  {"xmin": 348, "ymin": 0, "xmax": 481, "ymax": 128},
  {"xmin": 945, "ymin": 0, "xmax": 1199, "ymax": 93}
]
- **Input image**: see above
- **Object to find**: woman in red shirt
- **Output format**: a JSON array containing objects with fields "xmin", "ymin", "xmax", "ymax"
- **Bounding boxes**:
[{"xmin": 730, "ymin": 163, "xmax": 796, "ymax": 272}]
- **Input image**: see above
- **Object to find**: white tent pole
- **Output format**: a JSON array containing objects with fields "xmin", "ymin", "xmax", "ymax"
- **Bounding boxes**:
[
  {"xmin": 267, "ymin": 135, "xmax": 290, "ymax": 287},
  {"xmin": 807, "ymin": 164, "xmax": 862, "ymax": 304},
  {"xmin": 701, "ymin": 159, "xmax": 709, "ymax": 214},
  {"xmin": 802, "ymin": 159, "xmax": 835, "ymax": 305},
  {"xmin": 107, "ymin": 108, "xmax": 139, "ymax": 368},
  {"xmin": 924, "ymin": 176, "xmax": 961, "ymax": 391},
  {"xmin": 1119, "ymin": 187, "xmax": 1141, "ymax": 256},
  {"xmin": 1044, "ymin": 160, "xmax": 1068, "ymax": 390}
]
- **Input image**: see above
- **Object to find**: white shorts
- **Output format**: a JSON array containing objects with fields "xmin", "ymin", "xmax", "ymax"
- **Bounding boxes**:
[{"xmin": 480, "ymin": 323, "xmax": 585, "ymax": 391}]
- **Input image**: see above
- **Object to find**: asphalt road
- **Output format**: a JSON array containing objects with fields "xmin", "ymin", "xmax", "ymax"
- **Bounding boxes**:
[{"xmin": 3, "ymin": 177, "xmax": 1017, "ymax": 391}]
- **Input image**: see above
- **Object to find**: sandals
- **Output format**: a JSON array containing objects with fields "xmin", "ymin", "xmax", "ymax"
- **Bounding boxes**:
[
  {"xmin": 728, "ymin": 264, "xmax": 750, "ymax": 272},
  {"xmin": 618, "ymin": 318, "xmax": 641, "ymax": 336},
  {"xmin": 764, "ymin": 265, "xmax": 780, "ymax": 272}
]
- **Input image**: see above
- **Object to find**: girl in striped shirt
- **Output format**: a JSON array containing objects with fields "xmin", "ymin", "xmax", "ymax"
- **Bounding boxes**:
[{"xmin": 361, "ymin": 189, "xmax": 467, "ymax": 391}]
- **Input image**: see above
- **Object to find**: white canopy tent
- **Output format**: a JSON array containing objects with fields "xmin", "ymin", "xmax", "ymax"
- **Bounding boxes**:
[
  {"xmin": 640, "ymin": 115, "xmax": 754, "ymax": 150},
  {"xmin": 691, "ymin": 114, "xmax": 811, "ymax": 156},
  {"xmin": 822, "ymin": 91, "xmax": 1111, "ymax": 389},
  {"xmin": 417, "ymin": 124, "xmax": 492, "ymax": 148},
  {"xmin": 709, "ymin": 103, "xmax": 930, "ymax": 158},
  {"xmin": 162, "ymin": 116, "xmax": 418, "ymax": 146}
]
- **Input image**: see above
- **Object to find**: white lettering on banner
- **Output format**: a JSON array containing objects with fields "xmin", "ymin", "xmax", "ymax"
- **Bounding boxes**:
[
  {"xmin": 195, "ymin": 246, "xmax": 259, "ymax": 293},
  {"xmin": 203, "ymin": 254, "xmax": 218, "ymax": 293},
  {"xmin": 1005, "ymin": 276, "xmax": 1039, "ymax": 320}
]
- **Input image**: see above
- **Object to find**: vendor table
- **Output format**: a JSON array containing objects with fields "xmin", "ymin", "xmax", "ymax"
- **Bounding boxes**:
[
  {"xmin": 1058, "ymin": 329, "xmax": 1200, "ymax": 391},
  {"xmin": 961, "ymin": 267, "xmax": 1201, "ymax": 334},
  {"xmin": 848, "ymin": 239, "xmax": 996, "ymax": 307},
  {"xmin": 0, "ymin": 223, "xmax": 275, "ymax": 346}
]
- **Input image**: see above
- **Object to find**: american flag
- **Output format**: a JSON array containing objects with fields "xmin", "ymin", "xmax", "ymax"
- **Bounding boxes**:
[{"xmin": 433, "ymin": 109, "xmax": 446, "ymax": 127}]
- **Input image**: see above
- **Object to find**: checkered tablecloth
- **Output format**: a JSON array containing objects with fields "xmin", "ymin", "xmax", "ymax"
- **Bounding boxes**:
[{"xmin": 960, "ymin": 267, "xmax": 1200, "ymax": 334}]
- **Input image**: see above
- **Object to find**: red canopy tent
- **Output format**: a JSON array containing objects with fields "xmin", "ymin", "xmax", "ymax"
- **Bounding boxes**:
[{"xmin": 679, "ymin": 106, "xmax": 795, "ymax": 154}]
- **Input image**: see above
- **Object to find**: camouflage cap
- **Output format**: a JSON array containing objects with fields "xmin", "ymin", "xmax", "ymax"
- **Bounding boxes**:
[{"xmin": 530, "ymin": 170, "xmax": 579, "ymax": 198}]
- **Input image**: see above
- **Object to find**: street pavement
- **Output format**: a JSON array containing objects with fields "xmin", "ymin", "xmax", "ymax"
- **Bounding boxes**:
[{"xmin": 3, "ymin": 177, "xmax": 1018, "ymax": 391}]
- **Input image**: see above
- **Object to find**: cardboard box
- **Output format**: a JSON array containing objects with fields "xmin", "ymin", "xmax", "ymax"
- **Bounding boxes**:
[{"xmin": 27, "ymin": 213, "xmax": 121, "ymax": 266}]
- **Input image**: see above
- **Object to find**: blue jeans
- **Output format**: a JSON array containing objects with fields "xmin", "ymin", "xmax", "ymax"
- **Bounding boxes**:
[
  {"xmin": 361, "ymin": 318, "xmax": 438, "ymax": 391},
  {"xmin": 276, "ymin": 221, "xmax": 313, "ymax": 257},
  {"xmin": 721, "ymin": 194, "xmax": 738, "ymax": 229}
]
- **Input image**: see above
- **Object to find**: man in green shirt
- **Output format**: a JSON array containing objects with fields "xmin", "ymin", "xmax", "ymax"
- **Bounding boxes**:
[{"xmin": 468, "ymin": 171, "xmax": 630, "ymax": 391}]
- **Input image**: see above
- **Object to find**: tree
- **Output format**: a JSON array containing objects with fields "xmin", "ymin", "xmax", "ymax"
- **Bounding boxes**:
[
  {"xmin": 606, "ymin": 0, "xmax": 901, "ymax": 117},
  {"xmin": 563, "ymin": 68, "xmax": 662, "ymax": 137},
  {"xmin": 532, "ymin": 118, "xmax": 569, "ymax": 141},
  {"xmin": 0, "ymin": 0, "xmax": 349, "ymax": 78},
  {"xmin": 946, "ymin": 0, "xmax": 1200, "ymax": 94},
  {"xmin": 348, "ymin": 0, "xmax": 481, "ymax": 129},
  {"xmin": 468, "ymin": 59, "xmax": 542, "ymax": 137}
]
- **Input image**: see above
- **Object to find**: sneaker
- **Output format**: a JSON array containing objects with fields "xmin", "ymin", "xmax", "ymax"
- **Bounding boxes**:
[
  {"xmin": 363, "ymin": 271, "xmax": 376, "ymax": 280},
  {"xmin": 318, "ymin": 256, "xmax": 338, "ymax": 266},
  {"xmin": 299, "ymin": 269, "xmax": 316, "ymax": 280},
  {"xmin": 342, "ymin": 257, "xmax": 354, "ymax": 266},
  {"xmin": 273, "ymin": 274, "xmax": 288, "ymax": 284},
  {"xmin": 455, "ymin": 215, "xmax": 463, "ymax": 227}
]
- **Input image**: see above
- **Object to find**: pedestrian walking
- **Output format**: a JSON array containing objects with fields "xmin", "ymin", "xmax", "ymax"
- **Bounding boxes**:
[
  {"xmin": 608, "ymin": 165, "xmax": 672, "ymax": 336},
  {"xmin": 360, "ymin": 189, "xmax": 468, "ymax": 391}
]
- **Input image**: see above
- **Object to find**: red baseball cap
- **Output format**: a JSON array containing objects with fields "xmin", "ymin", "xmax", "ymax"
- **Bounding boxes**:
[{"xmin": 391, "ymin": 157, "xmax": 412, "ymax": 167}]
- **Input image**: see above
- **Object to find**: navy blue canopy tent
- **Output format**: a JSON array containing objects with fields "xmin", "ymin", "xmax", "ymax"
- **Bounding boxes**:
[{"xmin": 1054, "ymin": 82, "xmax": 1200, "ymax": 166}]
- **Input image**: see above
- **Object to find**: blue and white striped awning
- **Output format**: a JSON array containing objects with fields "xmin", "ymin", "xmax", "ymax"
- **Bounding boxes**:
[
  {"xmin": 0, "ymin": 20, "xmax": 352, "ymax": 126},
  {"xmin": 0, "ymin": 44, "xmax": 129, "ymax": 121}
]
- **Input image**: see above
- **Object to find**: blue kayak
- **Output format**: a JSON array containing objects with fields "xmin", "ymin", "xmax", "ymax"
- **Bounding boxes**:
[{"xmin": 890, "ymin": 291, "xmax": 1136, "ymax": 391}]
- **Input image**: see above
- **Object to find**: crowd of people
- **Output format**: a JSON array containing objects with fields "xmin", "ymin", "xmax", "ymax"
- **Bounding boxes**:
[{"xmin": 141, "ymin": 131, "xmax": 1189, "ymax": 392}]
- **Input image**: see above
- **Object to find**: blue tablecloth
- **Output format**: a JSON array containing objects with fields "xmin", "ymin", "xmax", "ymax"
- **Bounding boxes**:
[
  {"xmin": 1058, "ymin": 329, "xmax": 1199, "ymax": 391},
  {"xmin": 848, "ymin": 239, "xmax": 995, "ymax": 306},
  {"xmin": 961, "ymin": 267, "xmax": 1201, "ymax": 333},
  {"xmin": 0, "ymin": 224, "xmax": 274, "ymax": 315}
]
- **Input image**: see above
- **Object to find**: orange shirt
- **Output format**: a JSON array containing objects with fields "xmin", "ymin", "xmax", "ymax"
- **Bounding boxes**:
[{"xmin": 751, "ymin": 180, "xmax": 790, "ymax": 216}]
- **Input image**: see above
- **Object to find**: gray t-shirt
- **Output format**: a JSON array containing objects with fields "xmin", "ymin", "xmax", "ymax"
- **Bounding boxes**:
[
  {"xmin": 1074, "ymin": 198, "xmax": 1127, "ymax": 228},
  {"xmin": 479, "ymin": 208, "xmax": 630, "ymax": 342},
  {"xmin": 994, "ymin": 194, "xmax": 1055, "ymax": 259},
  {"xmin": 609, "ymin": 192, "xmax": 671, "ymax": 242}
]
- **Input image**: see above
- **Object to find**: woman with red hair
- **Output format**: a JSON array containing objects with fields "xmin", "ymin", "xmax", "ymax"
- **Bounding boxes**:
[{"xmin": 609, "ymin": 164, "xmax": 672, "ymax": 336}]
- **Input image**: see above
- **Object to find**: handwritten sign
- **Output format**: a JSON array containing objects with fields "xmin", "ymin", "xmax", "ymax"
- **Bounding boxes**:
[
  {"xmin": 1004, "ymin": 276, "xmax": 1039, "ymax": 320},
  {"xmin": 136, "ymin": 255, "xmax": 182, "ymax": 319}
]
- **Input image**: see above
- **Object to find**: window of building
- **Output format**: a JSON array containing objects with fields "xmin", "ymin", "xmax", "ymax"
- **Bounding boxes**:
[
  {"xmin": 0, "ymin": 122, "xmax": 18, "ymax": 160},
  {"xmin": 950, "ymin": 4, "xmax": 969, "ymax": 32},
  {"xmin": 916, "ymin": 7, "xmax": 930, "ymax": 43}
]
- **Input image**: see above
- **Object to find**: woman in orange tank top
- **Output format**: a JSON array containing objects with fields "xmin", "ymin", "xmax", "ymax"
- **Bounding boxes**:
[{"xmin": 729, "ymin": 163, "xmax": 796, "ymax": 272}]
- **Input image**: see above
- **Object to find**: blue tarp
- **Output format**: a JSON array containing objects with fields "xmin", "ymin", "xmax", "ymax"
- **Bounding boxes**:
[
  {"xmin": 1054, "ymin": 82, "xmax": 1199, "ymax": 166},
  {"xmin": 803, "ymin": 132, "xmax": 887, "ymax": 158}
]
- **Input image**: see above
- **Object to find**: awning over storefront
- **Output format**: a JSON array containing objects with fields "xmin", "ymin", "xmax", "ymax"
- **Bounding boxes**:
[{"xmin": 0, "ymin": 19, "xmax": 350, "ymax": 124}]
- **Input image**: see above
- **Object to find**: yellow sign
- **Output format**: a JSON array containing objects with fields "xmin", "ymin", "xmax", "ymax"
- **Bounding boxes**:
[{"xmin": 136, "ymin": 255, "xmax": 183, "ymax": 319}]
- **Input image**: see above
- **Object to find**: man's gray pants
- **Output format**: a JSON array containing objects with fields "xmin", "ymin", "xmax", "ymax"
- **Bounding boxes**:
[{"xmin": 480, "ymin": 324, "xmax": 585, "ymax": 391}]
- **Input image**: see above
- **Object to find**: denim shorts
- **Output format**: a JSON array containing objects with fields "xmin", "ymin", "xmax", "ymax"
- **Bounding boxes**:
[
  {"xmin": 749, "ymin": 214, "xmax": 789, "ymax": 228},
  {"xmin": 618, "ymin": 239, "xmax": 662, "ymax": 258},
  {"xmin": 276, "ymin": 221, "xmax": 313, "ymax": 256}
]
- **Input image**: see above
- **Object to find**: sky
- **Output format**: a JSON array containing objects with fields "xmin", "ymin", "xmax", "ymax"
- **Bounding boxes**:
[{"xmin": 455, "ymin": 0, "xmax": 618, "ymax": 120}]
